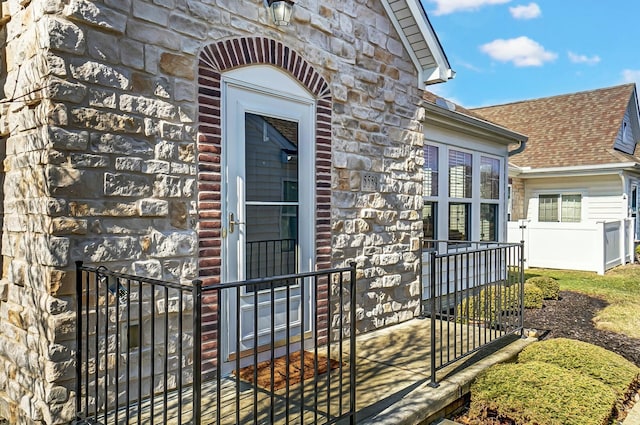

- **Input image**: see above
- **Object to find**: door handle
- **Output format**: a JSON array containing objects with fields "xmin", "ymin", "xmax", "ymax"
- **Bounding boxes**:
[{"xmin": 229, "ymin": 212, "xmax": 245, "ymax": 234}]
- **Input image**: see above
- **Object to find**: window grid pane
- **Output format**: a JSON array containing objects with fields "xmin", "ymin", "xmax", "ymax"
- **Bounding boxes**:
[
  {"xmin": 561, "ymin": 194, "xmax": 581, "ymax": 222},
  {"xmin": 424, "ymin": 145, "xmax": 439, "ymax": 197},
  {"xmin": 480, "ymin": 203, "xmax": 498, "ymax": 241},
  {"xmin": 449, "ymin": 150, "xmax": 472, "ymax": 198},
  {"xmin": 449, "ymin": 203, "xmax": 470, "ymax": 241},
  {"xmin": 538, "ymin": 195, "xmax": 558, "ymax": 222},
  {"xmin": 480, "ymin": 156, "xmax": 500, "ymax": 199},
  {"xmin": 423, "ymin": 202, "xmax": 437, "ymax": 240}
]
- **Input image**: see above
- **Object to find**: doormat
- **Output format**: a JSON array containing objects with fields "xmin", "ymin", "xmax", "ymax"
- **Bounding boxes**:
[{"xmin": 234, "ymin": 351, "xmax": 342, "ymax": 391}]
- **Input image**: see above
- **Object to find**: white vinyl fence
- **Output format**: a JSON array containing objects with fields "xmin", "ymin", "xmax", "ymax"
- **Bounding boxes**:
[{"xmin": 507, "ymin": 218, "xmax": 635, "ymax": 275}]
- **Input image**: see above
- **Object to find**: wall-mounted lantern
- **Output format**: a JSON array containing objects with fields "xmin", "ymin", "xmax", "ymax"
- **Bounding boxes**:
[{"xmin": 266, "ymin": 0, "xmax": 294, "ymax": 26}]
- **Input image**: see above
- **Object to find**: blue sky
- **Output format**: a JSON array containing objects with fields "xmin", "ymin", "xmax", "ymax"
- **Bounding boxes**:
[{"xmin": 423, "ymin": 0, "xmax": 640, "ymax": 107}]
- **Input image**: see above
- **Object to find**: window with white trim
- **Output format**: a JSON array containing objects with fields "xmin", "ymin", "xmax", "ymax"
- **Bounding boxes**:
[
  {"xmin": 538, "ymin": 194, "xmax": 582, "ymax": 222},
  {"xmin": 423, "ymin": 143, "xmax": 504, "ymax": 242}
]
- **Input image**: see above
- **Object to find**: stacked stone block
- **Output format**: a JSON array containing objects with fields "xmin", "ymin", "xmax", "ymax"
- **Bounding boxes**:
[{"xmin": 0, "ymin": 0, "xmax": 427, "ymax": 422}]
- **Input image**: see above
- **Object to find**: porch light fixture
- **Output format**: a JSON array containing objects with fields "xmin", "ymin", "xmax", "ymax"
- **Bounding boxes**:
[{"xmin": 266, "ymin": 0, "xmax": 294, "ymax": 26}]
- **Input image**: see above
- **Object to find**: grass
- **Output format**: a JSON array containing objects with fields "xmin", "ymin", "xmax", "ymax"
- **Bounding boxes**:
[
  {"xmin": 468, "ymin": 339, "xmax": 640, "ymax": 425},
  {"xmin": 525, "ymin": 265, "xmax": 640, "ymax": 338}
]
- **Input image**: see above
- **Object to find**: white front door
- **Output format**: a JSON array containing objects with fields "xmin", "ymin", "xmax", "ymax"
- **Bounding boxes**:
[{"xmin": 222, "ymin": 70, "xmax": 315, "ymax": 366}]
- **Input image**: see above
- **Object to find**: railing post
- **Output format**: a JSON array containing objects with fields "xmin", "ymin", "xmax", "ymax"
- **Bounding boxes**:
[
  {"xmin": 192, "ymin": 280, "xmax": 202, "ymax": 424},
  {"xmin": 349, "ymin": 262, "xmax": 357, "ymax": 425},
  {"xmin": 519, "ymin": 242, "xmax": 526, "ymax": 338},
  {"xmin": 429, "ymin": 250, "xmax": 439, "ymax": 388},
  {"xmin": 75, "ymin": 261, "xmax": 83, "ymax": 420}
]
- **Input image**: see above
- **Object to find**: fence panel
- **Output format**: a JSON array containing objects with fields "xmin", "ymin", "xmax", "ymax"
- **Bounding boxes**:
[{"xmin": 423, "ymin": 242, "xmax": 524, "ymax": 387}]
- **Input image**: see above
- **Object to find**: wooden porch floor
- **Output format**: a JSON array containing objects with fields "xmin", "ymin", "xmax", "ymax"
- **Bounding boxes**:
[{"xmin": 104, "ymin": 318, "xmax": 530, "ymax": 424}]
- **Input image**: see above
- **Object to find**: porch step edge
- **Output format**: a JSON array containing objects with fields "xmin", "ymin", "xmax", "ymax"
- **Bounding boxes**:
[{"xmin": 357, "ymin": 336, "xmax": 537, "ymax": 425}]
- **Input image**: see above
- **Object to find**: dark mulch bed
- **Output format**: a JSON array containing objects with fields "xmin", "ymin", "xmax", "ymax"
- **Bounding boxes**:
[{"xmin": 524, "ymin": 290, "xmax": 640, "ymax": 367}]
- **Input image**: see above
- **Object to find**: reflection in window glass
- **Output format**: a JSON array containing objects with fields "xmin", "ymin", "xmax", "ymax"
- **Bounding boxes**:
[
  {"xmin": 480, "ymin": 156, "xmax": 500, "ymax": 200},
  {"xmin": 424, "ymin": 145, "xmax": 439, "ymax": 197},
  {"xmin": 449, "ymin": 203, "xmax": 470, "ymax": 241},
  {"xmin": 423, "ymin": 202, "xmax": 437, "ymax": 240},
  {"xmin": 538, "ymin": 195, "xmax": 558, "ymax": 222},
  {"xmin": 449, "ymin": 150, "xmax": 472, "ymax": 198},
  {"xmin": 561, "ymin": 194, "xmax": 581, "ymax": 222},
  {"xmin": 480, "ymin": 204, "xmax": 498, "ymax": 241}
]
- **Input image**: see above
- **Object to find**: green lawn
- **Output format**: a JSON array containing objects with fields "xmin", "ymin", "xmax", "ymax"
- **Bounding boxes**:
[{"xmin": 525, "ymin": 265, "xmax": 640, "ymax": 338}]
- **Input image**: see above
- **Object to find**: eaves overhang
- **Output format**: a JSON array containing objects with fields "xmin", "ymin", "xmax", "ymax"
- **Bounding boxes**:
[
  {"xmin": 424, "ymin": 102, "xmax": 527, "ymax": 146},
  {"xmin": 512, "ymin": 162, "xmax": 640, "ymax": 178},
  {"xmin": 380, "ymin": 0, "xmax": 454, "ymax": 88}
]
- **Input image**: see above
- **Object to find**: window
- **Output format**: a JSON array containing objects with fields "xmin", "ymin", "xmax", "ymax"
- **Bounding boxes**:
[
  {"xmin": 424, "ymin": 145, "xmax": 439, "ymax": 197},
  {"xmin": 538, "ymin": 194, "xmax": 582, "ymax": 222},
  {"xmin": 449, "ymin": 150, "xmax": 472, "ymax": 198},
  {"xmin": 423, "ymin": 202, "xmax": 437, "ymax": 240},
  {"xmin": 449, "ymin": 203, "xmax": 470, "ymax": 241},
  {"xmin": 561, "ymin": 195, "xmax": 581, "ymax": 222},
  {"xmin": 423, "ymin": 143, "xmax": 504, "ymax": 242},
  {"xmin": 480, "ymin": 157, "xmax": 500, "ymax": 199},
  {"xmin": 423, "ymin": 145, "xmax": 440, "ymax": 241},
  {"xmin": 480, "ymin": 204, "xmax": 498, "ymax": 241},
  {"xmin": 507, "ymin": 184, "xmax": 513, "ymax": 221}
]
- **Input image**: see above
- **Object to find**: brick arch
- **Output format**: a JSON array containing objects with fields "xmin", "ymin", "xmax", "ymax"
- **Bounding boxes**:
[
  {"xmin": 197, "ymin": 37, "xmax": 332, "ymax": 373},
  {"xmin": 197, "ymin": 36, "xmax": 332, "ymax": 272}
]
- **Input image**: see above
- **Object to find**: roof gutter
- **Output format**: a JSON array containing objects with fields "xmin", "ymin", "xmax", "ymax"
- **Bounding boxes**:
[
  {"xmin": 424, "ymin": 102, "xmax": 528, "ymax": 145},
  {"xmin": 515, "ymin": 162, "xmax": 640, "ymax": 178}
]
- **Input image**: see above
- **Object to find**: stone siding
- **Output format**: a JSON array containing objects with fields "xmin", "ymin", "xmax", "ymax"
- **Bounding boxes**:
[
  {"xmin": 0, "ymin": 0, "xmax": 426, "ymax": 422},
  {"xmin": 509, "ymin": 177, "xmax": 526, "ymax": 221}
]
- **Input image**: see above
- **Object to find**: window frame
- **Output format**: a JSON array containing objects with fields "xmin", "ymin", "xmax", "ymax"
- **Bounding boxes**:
[
  {"xmin": 423, "ymin": 142, "xmax": 506, "ymax": 243},
  {"xmin": 536, "ymin": 192, "xmax": 584, "ymax": 223}
]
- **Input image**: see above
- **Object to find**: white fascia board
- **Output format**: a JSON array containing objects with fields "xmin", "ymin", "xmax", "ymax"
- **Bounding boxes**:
[
  {"xmin": 518, "ymin": 162, "xmax": 640, "ymax": 178},
  {"xmin": 425, "ymin": 102, "xmax": 527, "ymax": 146},
  {"xmin": 380, "ymin": 0, "xmax": 454, "ymax": 88}
]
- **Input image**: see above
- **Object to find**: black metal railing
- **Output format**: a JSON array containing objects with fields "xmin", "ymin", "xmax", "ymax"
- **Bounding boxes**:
[
  {"xmin": 76, "ymin": 262, "xmax": 356, "ymax": 425},
  {"xmin": 75, "ymin": 261, "xmax": 202, "ymax": 424},
  {"xmin": 202, "ymin": 264, "xmax": 357, "ymax": 425},
  {"xmin": 423, "ymin": 241, "xmax": 524, "ymax": 387},
  {"xmin": 246, "ymin": 239, "xmax": 297, "ymax": 292}
]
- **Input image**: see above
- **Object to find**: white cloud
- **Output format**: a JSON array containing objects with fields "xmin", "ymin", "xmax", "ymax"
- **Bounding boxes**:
[
  {"xmin": 568, "ymin": 51, "xmax": 601, "ymax": 65},
  {"xmin": 480, "ymin": 36, "xmax": 557, "ymax": 67},
  {"xmin": 429, "ymin": 0, "xmax": 511, "ymax": 15},
  {"xmin": 622, "ymin": 69, "xmax": 640, "ymax": 86},
  {"xmin": 509, "ymin": 3, "xmax": 541, "ymax": 19}
]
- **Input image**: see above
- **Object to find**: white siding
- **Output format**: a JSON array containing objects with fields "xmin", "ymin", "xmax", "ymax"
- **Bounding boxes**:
[
  {"xmin": 613, "ymin": 97, "xmax": 640, "ymax": 155},
  {"xmin": 524, "ymin": 174, "xmax": 625, "ymax": 222}
]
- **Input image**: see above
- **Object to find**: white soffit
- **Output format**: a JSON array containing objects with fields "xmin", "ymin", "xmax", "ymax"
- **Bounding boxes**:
[{"xmin": 380, "ymin": 0, "xmax": 454, "ymax": 87}]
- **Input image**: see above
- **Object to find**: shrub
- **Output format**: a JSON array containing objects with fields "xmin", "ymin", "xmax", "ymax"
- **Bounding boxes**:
[
  {"xmin": 469, "ymin": 361, "xmax": 617, "ymax": 425},
  {"xmin": 456, "ymin": 283, "xmax": 521, "ymax": 326},
  {"xmin": 523, "ymin": 282, "xmax": 543, "ymax": 309},
  {"xmin": 518, "ymin": 338, "xmax": 640, "ymax": 398},
  {"xmin": 526, "ymin": 275, "xmax": 560, "ymax": 300}
]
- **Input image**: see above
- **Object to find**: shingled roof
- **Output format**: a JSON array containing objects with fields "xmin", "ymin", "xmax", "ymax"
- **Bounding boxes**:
[{"xmin": 472, "ymin": 84, "xmax": 638, "ymax": 169}]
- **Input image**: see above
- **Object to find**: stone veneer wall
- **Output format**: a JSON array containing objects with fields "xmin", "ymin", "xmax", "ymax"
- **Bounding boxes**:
[
  {"xmin": 0, "ymin": 0, "xmax": 426, "ymax": 423},
  {"xmin": 509, "ymin": 177, "xmax": 526, "ymax": 221}
]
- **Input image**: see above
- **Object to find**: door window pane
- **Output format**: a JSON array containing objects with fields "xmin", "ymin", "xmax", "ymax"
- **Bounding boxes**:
[
  {"xmin": 480, "ymin": 156, "xmax": 500, "ymax": 199},
  {"xmin": 480, "ymin": 204, "xmax": 498, "ymax": 241},
  {"xmin": 449, "ymin": 203, "xmax": 470, "ymax": 241},
  {"xmin": 424, "ymin": 145, "xmax": 439, "ymax": 197},
  {"xmin": 449, "ymin": 150, "xmax": 472, "ymax": 198},
  {"xmin": 245, "ymin": 205, "xmax": 298, "ymax": 281},
  {"xmin": 245, "ymin": 113, "xmax": 298, "ymax": 202}
]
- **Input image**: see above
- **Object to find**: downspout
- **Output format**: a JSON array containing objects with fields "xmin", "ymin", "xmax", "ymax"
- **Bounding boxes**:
[
  {"xmin": 619, "ymin": 171, "xmax": 627, "ymax": 218},
  {"xmin": 508, "ymin": 140, "xmax": 527, "ymax": 157}
]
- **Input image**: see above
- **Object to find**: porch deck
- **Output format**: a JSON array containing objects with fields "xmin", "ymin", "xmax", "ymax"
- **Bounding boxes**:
[{"xmin": 128, "ymin": 318, "xmax": 534, "ymax": 424}]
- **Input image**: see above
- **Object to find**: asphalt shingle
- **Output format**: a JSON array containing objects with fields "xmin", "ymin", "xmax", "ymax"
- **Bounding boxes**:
[{"xmin": 471, "ymin": 84, "xmax": 638, "ymax": 168}]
